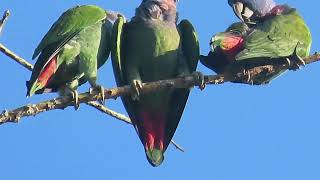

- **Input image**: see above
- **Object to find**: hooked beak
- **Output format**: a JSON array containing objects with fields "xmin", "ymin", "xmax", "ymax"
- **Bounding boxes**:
[{"xmin": 232, "ymin": 2, "xmax": 255, "ymax": 23}]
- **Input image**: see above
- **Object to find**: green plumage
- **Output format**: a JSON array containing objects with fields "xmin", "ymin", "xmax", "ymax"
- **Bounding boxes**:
[
  {"xmin": 111, "ymin": 16, "xmax": 199, "ymax": 166},
  {"xmin": 27, "ymin": 5, "xmax": 112, "ymax": 96},
  {"xmin": 236, "ymin": 8, "xmax": 311, "ymax": 61},
  {"xmin": 202, "ymin": 5, "xmax": 311, "ymax": 85},
  {"xmin": 232, "ymin": 6, "xmax": 312, "ymax": 84}
]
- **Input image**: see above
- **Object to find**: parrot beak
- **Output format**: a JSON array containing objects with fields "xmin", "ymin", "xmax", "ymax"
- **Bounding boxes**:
[{"xmin": 232, "ymin": 2, "xmax": 255, "ymax": 23}]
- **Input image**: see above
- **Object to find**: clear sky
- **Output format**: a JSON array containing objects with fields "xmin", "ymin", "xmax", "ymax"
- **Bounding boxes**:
[{"xmin": 1, "ymin": 0, "xmax": 320, "ymax": 179}]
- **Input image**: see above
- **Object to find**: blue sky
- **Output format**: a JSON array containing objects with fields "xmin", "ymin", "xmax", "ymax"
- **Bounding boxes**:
[{"xmin": 1, "ymin": 0, "xmax": 320, "ymax": 179}]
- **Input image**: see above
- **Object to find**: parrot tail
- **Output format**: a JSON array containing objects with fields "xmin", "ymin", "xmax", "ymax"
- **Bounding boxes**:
[{"xmin": 139, "ymin": 111, "xmax": 166, "ymax": 167}]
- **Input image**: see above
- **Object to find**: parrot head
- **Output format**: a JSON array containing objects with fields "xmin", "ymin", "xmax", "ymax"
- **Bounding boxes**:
[
  {"xmin": 142, "ymin": 0, "xmax": 178, "ymax": 8},
  {"xmin": 135, "ymin": 0, "xmax": 178, "ymax": 22},
  {"xmin": 228, "ymin": 0, "xmax": 276, "ymax": 23}
]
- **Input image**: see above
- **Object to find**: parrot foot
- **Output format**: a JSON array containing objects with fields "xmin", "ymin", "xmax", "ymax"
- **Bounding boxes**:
[
  {"xmin": 130, "ymin": 80, "xmax": 143, "ymax": 101},
  {"xmin": 286, "ymin": 55, "xmax": 306, "ymax": 71},
  {"xmin": 89, "ymin": 85, "xmax": 105, "ymax": 105},
  {"xmin": 242, "ymin": 68, "xmax": 254, "ymax": 85},
  {"xmin": 193, "ymin": 71, "xmax": 206, "ymax": 90},
  {"xmin": 59, "ymin": 86, "xmax": 80, "ymax": 110}
]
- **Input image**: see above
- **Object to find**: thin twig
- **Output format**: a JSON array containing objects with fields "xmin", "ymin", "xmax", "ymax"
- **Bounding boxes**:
[
  {"xmin": 86, "ymin": 101, "xmax": 131, "ymax": 124},
  {"xmin": 87, "ymin": 101, "xmax": 185, "ymax": 152},
  {"xmin": 170, "ymin": 140, "xmax": 185, "ymax": 152},
  {"xmin": 0, "ymin": 43, "xmax": 34, "ymax": 70},
  {"xmin": 0, "ymin": 10, "xmax": 10, "ymax": 34}
]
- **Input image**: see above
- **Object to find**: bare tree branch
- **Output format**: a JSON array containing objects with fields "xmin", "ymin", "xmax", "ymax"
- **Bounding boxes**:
[
  {"xmin": 0, "ymin": 10, "xmax": 10, "ymax": 34},
  {"xmin": 86, "ymin": 101, "xmax": 185, "ymax": 152},
  {"xmin": 0, "ymin": 37, "xmax": 319, "ymax": 124},
  {"xmin": 1, "ymin": 51, "xmax": 319, "ymax": 125},
  {"xmin": 0, "ymin": 43, "xmax": 34, "ymax": 70},
  {"xmin": 86, "ymin": 101, "xmax": 132, "ymax": 124},
  {"xmin": 0, "ymin": 74, "xmax": 202, "ymax": 124}
]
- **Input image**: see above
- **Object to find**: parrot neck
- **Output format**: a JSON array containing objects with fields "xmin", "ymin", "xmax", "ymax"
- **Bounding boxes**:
[{"xmin": 267, "ymin": 5, "xmax": 292, "ymax": 16}]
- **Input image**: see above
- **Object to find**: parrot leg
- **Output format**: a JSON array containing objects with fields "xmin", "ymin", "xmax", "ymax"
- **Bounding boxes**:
[
  {"xmin": 59, "ymin": 86, "xmax": 80, "ymax": 110},
  {"xmin": 89, "ymin": 84, "xmax": 105, "ymax": 105},
  {"xmin": 192, "ymin": 71, "xmax": 206, "ymax": 90},
  {"xmin": 130, "ymin": 79, "xmax": 143, "ymax": 101}
]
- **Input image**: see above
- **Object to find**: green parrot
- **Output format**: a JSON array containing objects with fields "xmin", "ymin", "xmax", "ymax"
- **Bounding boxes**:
[
  {"xmin": 111, "ymin": 0, "xmax": 199, "ymax": 166},
  {"xmin": 201, "ymin": 22, "xmax": 249, "ymax": 75},
  {"xmin": 202, "ymin": 0, "xmax": 312, "ymax": 85},
  {"xmin": 27, "ymin": 5, "xmax": 114, "ymax": 107}
]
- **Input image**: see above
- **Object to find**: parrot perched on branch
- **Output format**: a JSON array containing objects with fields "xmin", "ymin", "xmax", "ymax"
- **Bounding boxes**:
[
  {"xmin": 201, "ymin": 0, "xmax": 312, "ymax": 85},
  {"xmin": 27, "ymin": 5, "xmax": 114, "ymax": 108},
  {"xmin": 111, "ymin": 0, "xmax": 199, "ymax": 166}
]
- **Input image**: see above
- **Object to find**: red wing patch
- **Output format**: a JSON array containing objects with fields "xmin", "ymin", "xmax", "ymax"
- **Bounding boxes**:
[{"xmin": 37, "ymin": 55, "xmax": 58, "ymax": 87}]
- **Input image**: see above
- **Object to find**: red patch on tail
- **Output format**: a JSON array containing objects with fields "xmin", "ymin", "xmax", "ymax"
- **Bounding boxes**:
[
  {"xmin": 37, "ymin": 56, "xmax": 57, "ymax": 86},
  {"xmin": 140, "ymin": 111, "xmax": 166, "ymax": 151}
]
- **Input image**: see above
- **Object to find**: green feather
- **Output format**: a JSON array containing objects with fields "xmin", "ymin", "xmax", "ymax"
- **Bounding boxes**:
[
  {"xmin": 236, "ymin": 8, "xmax": 311, "ymax": 60},
  {"xmin": 33, "ymin": 5, "xmax": 107, "ymax": 59},
  {"xmin": 27, "ymin": 5, "xmax": 112, "ymax": 96}
]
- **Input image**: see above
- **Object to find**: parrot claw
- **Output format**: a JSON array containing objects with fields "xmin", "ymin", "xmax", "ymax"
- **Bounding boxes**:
[
  {"xmin": 130, "ymin": 80, "xmax": 143, "ymax": 101},
  {"xmin": 285, "ymin": 58, "xmax": 291, "ymax": 66},
  {"xmin": 193, "ymin": 71, "xmax": 206, "ymax": 90},
  {"xmin": 287, "ymin": 55, "xmax": 306, "ymax": 71},
  {"xmin": 89, "ymin": 85, "xmax": 105, "ymax": 105},
  {"xmin": 58, "ymin": 86, "xmax": 80, "ymax": 110},
  {"xmin": 297, "ymin": 55, "xmax": 306, "ymax": 67},
  {"xmin": 242, "ymin": 68, "xmax": 253, "ymax": 85},
  {"xmin": 72, "ymin": 90, "xmax": 80, "ymax": 110}
]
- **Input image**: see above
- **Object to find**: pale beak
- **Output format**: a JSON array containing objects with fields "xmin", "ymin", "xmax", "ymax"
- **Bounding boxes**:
[
  {"xmin": 232, "ymin": 2, "xmax": 254, "ymax": 23},
  {"xmin": 232, "ymin": 2, "xmax": 244, "ymax": 22},
  {"xmin": 242, "ymin": 7, "xmax": 254, "ymax": 21}
]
